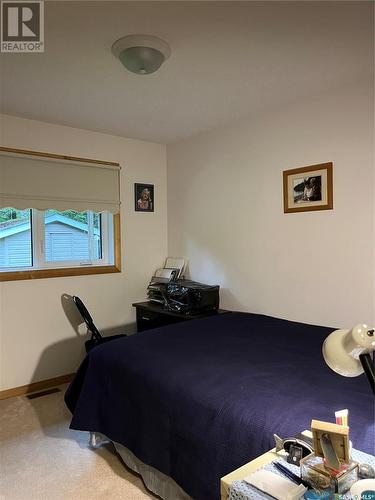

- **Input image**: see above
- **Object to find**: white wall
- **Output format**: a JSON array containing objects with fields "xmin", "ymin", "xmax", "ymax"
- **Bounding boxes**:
[
  {"xmin": 167, "ymin": 80, "xmax": 374, "ymax": 328},
  {"xmin": 0, "ymin": 114, "xmax": 168, "ymax": 391}
]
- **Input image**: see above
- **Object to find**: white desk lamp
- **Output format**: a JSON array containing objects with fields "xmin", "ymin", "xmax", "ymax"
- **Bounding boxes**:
[{"xmin": 323, "ymin": 324, "xmax": 375, "ymax": 394}]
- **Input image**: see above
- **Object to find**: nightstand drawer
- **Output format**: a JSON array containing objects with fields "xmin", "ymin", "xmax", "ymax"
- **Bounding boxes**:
[
  {"xmin": 136, "ymin": 307, "xmax": 184, "ymax": 332},
  {"xmin": 133, "ymin": 301, "xmax": 230, "ymax": 333}
]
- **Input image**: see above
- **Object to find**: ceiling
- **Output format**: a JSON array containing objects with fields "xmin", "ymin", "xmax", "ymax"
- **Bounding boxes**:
[{"xmin": 0, "ymin": 1, "xmax": 373, "ymax": 144}]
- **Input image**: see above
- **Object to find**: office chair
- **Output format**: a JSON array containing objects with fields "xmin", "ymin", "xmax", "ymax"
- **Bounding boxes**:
[{"xmin": 73, "ymin": 296, "xmax": 126, "ymax": 353}]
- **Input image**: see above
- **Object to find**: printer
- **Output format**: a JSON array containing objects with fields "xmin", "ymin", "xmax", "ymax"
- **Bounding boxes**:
[
  {"xmin": 148, "ymin": 278, "xmax": 220, "ymax": 315},
  {"xmin": 147, "ymin": 258, "xmax": 220, "ymax": 315}
]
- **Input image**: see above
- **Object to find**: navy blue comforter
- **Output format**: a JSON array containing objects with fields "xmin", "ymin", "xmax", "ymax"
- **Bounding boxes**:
[{"xmin": 65, "ymin": 312, "xmax": 374, "ymax": 500}]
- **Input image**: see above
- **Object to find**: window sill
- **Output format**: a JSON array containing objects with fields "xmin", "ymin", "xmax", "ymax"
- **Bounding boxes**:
[{"xmin": 0, "ymin": 264, "xmax": 121, "ymax": 282}]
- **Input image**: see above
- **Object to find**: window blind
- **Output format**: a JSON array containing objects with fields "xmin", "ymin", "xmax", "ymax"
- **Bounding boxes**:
[{"xmin": 0, "ymin": 148, "xmax": 121, "ymax": 213}]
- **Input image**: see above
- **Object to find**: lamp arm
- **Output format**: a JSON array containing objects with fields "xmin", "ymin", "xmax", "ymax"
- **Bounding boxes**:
[{"xmin": 359, "ymin": 353, "xmax": 375, "ymax": 395}]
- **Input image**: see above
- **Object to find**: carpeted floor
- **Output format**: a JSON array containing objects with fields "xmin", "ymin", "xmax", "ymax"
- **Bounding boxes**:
[{"xmin": 0, "ymin": 384, "xmax": 155, "ymax": 500}]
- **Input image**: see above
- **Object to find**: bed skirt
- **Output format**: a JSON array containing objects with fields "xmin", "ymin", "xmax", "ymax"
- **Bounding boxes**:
[{"xmin": 89, "ymin": 432, "xmax": 192, "ymax": 500}]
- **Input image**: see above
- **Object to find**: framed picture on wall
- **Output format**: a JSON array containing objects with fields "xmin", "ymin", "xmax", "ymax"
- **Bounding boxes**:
[
  {"xmin": 283, "ymin": 162, "xmax": 333, "ymax": 213},
  {"xmin": 135, "ymin": 183, "xmax": 154, "ymax": 212}
]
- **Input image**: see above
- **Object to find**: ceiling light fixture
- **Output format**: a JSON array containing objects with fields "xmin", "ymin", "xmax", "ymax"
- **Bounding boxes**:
[{"xmin": 111, "ymin": 35, "xmax": 171, "ymax": 75}]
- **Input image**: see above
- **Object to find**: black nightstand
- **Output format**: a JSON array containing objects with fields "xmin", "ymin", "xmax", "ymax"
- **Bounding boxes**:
[{"xmin": 132, "ymin": 301, "xmax": 229, "ymax": 333}]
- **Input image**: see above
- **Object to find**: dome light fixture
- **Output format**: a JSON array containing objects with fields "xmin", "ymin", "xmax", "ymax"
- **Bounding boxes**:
[{"xmin": 111, "ymin": 35, "xmax": 171, "ymax": 75}]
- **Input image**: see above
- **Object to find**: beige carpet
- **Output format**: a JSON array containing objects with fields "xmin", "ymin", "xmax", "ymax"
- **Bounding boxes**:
[{"xmin": 0, "ymin": 385, "xmax": 155, "ymax": 500}]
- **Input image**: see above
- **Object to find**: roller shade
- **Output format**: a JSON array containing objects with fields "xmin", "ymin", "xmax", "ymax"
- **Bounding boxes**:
[{"xmin": 0, "ymin": 149, "xmax": 121, "ymax": 213}]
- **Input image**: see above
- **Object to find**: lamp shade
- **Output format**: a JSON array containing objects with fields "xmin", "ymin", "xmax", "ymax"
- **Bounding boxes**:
[
  {"xmin": 322, "ymin": 324, "xmax": 375, "ymax": 377},
  {"xmin": 111, "ymin": 35, "xmax": 171, "ymax": 75}
]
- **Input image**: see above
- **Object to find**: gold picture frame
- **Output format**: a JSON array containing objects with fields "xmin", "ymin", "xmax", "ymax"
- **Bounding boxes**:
[{"xmin": 283, "ymin": 162, "xmax": 333, "ymax": 213}]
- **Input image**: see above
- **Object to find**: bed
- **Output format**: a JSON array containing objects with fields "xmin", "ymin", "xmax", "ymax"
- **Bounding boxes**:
[{"xmin": 65, "ymin": 312, "xmax": 374, "ymax": 500}]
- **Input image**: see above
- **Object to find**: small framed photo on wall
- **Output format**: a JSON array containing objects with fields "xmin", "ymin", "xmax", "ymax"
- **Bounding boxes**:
[
  {"xmin": 283, "ymin": 162, "xmax": 333, "ymax": 213},
  {"xmin": 135, "ymin": 183, "xmax": 154, "ymax": 212}
]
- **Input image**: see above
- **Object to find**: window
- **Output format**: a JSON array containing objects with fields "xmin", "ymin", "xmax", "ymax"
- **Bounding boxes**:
[
  {"xmin": 0, "ymin": 208, "xmax": 120, "ymax": 280},
  {"xmin": 0, "ymin": 146, "xmax": 121, "ymax": 281}
]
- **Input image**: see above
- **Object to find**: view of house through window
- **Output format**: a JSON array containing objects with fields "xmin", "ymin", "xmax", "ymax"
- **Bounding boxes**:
[
  {"xmin": 44, "ymin": 210, "xmax": 102, "ymax": 262},
  {"xmin": 0, "ymin": 208, "xmax": 114, "ymax": 271},
  {"xmin": 0, "ymin": 209, "xmax": 32, "ymax": 268}
]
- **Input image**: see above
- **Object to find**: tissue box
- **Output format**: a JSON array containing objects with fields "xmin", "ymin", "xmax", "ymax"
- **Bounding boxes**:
[{"xmin": 300, "ymin": 454, "xmax": 358, "ymax": 494}]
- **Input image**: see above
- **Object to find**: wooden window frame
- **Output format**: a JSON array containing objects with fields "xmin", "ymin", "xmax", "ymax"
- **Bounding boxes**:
[
  {"xmin": 0, "ymin": 214, "xmax": 121, "ymax": 281},
  {"xmin": 0, "ymin": 214, "xmax": 121, "ymax": 282},
  {"xmin": 0, "ymin": 146, "xmax": 122, "ymax": 282}
]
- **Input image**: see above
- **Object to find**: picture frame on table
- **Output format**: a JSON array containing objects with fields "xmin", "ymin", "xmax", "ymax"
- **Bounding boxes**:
[{"xmin": 283, "ymin": 162, "xmax": 333, "ymax": 213}]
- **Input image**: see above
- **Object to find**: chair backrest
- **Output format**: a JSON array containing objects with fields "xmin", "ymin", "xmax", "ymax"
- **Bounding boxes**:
[{"xmin": 73, "ymin": 296, "xmax": 102, "ymax": 341}]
